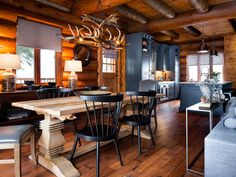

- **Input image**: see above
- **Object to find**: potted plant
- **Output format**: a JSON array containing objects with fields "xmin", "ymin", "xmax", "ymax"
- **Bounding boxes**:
[{"xmin": 211, "ymin": 72, "xmax": 220, "ymax": 82}]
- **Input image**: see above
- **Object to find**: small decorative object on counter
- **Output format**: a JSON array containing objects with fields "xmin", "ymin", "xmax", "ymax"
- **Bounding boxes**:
[
  {"xmin": 211, "ymin": 72, "xmax": 220, "ymax": 82},
  {"xmin": 200, "ymin": 96, "xmax": 208, "ymax": 103}
]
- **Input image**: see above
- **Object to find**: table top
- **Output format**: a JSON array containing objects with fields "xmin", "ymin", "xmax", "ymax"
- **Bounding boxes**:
[
  {"xmin": 12, "ymin": 93, "xmax": 165, "ymax": 117},
  {"xmin": 186, "ymin": 102, "xmax": 224, "ymax": 112}
]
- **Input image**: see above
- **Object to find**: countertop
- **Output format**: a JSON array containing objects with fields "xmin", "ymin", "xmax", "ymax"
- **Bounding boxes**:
[{"xmin": 180, "ymin": 81, "xmax": 232, "ymax": 85}]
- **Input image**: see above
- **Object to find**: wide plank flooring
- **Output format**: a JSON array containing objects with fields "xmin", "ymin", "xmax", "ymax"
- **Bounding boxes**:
[{"xmin": 0, "ymin": 100, "xmax": 219, "ymax": 177}]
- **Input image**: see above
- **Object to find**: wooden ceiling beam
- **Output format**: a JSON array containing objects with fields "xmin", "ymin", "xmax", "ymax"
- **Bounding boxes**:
[
  {"xmin": 182, "ymin": 26, "xmax": 201, "ymax": 37},
  {"xmin": 176, "ymin": 36, "xmax": 223, "ymax": 45},
  {"xmin": 0, "ymin": 0, "xmax": 84, "ymax": 26},
  {"xmin": 142, "ymin": 0, "xmax": 175, "ymax": 19},
  {"xmin": 160, "ymin": 30, "xmax": 179, "ymax": 38},
  {"xmin": 190, "ymin": 0, "xmax": 209, "ymax": 13},
  {"xmin": 115, "ymin": 5, "xmax": 148, "ymax": 24},
  {"xmin": 128, "ymin": 1, "xmax": 236, "ymax": 33},
  {"xmin": 229, "ymin": 19, "xmax": 236, "ymax": 32},
  {"xmin": 72, "ymin": 0, "xmax": 133, "ymax": 16}
]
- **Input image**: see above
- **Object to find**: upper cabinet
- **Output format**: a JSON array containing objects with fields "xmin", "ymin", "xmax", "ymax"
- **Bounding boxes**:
[
  {"xmin": 156, "ymin": 44, "xmax": 169, "ymax": 71},
  {"xmin": 126, "ymin": 32, "xmax": 154, "ymax": 91}
]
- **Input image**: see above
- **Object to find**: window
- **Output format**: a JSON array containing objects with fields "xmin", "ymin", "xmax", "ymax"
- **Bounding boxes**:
[
  {"xmin": 102, "ymin": 49, "xmax": 117, "ymax": 73},
  {"xmin": 187, "ymin": 53, "xmax": 224, "ymax": 82},
  {"xmin": 16, "ymin": 45, "xmax": 56, "ymax": 84},
  {"xmin": 102, "ymin": 57, "xmax": 116, "ymax": 73},
  {"xmin": 16, "ymin": 46, "xmax": 35, "ymax": 83},
  {"xmin": 40, "ymin": 49, "xmax": 56, "ymax": 83}
]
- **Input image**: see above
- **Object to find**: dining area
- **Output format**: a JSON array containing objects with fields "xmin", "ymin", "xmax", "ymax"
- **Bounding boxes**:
[{"xmin": 0, "ymin": 85, "xmax": 163, "ymax": 177}]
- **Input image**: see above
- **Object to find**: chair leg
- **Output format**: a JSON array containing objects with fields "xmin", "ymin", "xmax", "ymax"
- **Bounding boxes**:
[
  {"xmin": 14, "ymin": 144, "xmax": 21, "ymax": 177},
  {"xmin": 96, "ymin": 141, "xmax": 100, "ymax": 177},
  {"xmin": 69, "ymin": 136, "xmax": 80, "ymax": 161},
  {"xmin": 154, "ymin": 107, "xmax": 158, "ymax": 129},
  {"xmin": 73, "ymin": 120, "xmax": 78, "ymax": 131},
  {"xmin": 113, "ymin": 138, "xmax": 123, "ymax": 166},
  {"xmin": 137, "ymin": 126, "xmax": 141, "ymax": 156},
  {"xmin": 30, "ymin": 133, "xmax": 37, "ymax": 165},
  {"xmin": 147, "ymin": 124, "xmax": 155, "ymax": 145},
  {"xmin": 131, "ymin": 126, "xmax": 134, "ymax": 143}
]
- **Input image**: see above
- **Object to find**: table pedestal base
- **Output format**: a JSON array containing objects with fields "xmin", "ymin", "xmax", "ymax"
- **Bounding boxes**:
[{"xmin": 38, "ymin": 154, "xmax": 80, "ymax": 177}]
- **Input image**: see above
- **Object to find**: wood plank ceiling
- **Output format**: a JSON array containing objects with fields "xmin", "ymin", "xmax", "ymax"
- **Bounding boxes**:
[{"xmin": 1, "ymin": 0, "xmax": 235, "ymax": 45}]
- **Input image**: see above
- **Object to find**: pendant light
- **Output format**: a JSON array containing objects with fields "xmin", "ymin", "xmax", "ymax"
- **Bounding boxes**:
[
  {"xmin": 210, "ymin": 33, "xmax": 218, "ymax": 56},
  {"xmin": 198, "ymin": 25, "xmax": 209, "ymax": 54}
]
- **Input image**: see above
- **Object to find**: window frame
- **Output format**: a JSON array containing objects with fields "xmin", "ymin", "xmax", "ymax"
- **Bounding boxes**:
[
  {"xmin": 187, "ymin": 53, "xmax": 224, "ymax": 82},
  {"xmin": 16, "ymin": 46, "xmax": 58, "ymax": 85}
]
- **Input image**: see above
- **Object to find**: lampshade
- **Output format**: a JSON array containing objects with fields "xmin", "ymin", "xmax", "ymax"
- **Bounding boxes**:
[
  {"xmin": 198, "ymin": 38, "xmax": 209, "ymax": 54},
  {"xmin": 0, "ymin": 54, "xmax": 21, "ymax": 69},
  {"xmin": 64, "ymin": 60, "xmax": 82, "ymax": 72}
]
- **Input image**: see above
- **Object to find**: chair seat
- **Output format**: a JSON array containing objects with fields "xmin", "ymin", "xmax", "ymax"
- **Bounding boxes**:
[
  {"xmin": 0, "ymin": 125, "xmax": 34, "ymax": 143},
  {"xmin": 75, "ymin": 125, "xmax": 116, "ymax": 142},
  {"xmin": 120, "ymin": 115, "xmax": 151, "ymax": 126}
]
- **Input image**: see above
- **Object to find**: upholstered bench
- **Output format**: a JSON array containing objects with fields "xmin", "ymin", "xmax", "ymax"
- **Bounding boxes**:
[
  {"xmin": 205, "ymin": 122, "xmax": 236, "ymax": 177},
  {"xmin": 0, "ymin": 124, "xmax": 37, "ymax": 177}
]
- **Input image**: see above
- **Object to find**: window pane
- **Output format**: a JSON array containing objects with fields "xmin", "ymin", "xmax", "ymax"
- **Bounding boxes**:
[
  {"xmin": 213, "ymin": 65, "xmax": 223, "ymax": 82},
  {"xmin": 188, "ymin": 66, "xmax": 198, "ymax": 82},
  {"xmin": 16, "ymin": 45, "xmax": 35, "ymax": 83},
  {"xmin": 200, "ymin": 65, "xmax": 209, "ymax": 81},
  {"xmin": 40, "ymin": 49, "xmax": 55, "ymax": 83}
]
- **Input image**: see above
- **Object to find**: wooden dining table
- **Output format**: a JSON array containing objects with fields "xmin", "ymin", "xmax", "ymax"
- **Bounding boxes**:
[{"xmin": 12, "ymin": 92, "xmax": 164, "ymax": 177}]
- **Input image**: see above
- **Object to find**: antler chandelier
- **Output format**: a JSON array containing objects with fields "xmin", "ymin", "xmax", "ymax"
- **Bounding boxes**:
[{"xmin": 60, "ymin": 14, "xmax": 125, "ymax": 50}]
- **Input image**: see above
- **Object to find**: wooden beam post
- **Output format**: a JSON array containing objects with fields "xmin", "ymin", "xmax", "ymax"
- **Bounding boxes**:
[
  {"xmin": 116, "ymin": 5, "xmax": 148, "ymax": 24},
  {"xmin": 183, "ymin": 26, "xmax": 201, "ymax": 37},
  {"xmin": 190, "ymin": 0, "xmax": 209, "ymax": 13},
  {"xmin": 142, "ymin": 0, "xmax": 175, "ymax": 19}
]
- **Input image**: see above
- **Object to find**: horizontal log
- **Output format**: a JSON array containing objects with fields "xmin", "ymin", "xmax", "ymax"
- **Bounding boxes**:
[
  {"xmin": 180, "ymin": 45, "xmax": 224, "ymax": 52},
  {"xmin": 0, "ymin": 19, "xmax": 16, "ymax": 38},
  {"xmin": 190, "ymin": 0, "xmax": 209, "ymax": 13},
  {"xmin": 62, "ymin": 47, "xmax": 74, "ymax": 58},
  {"xmin": 0, "ymin": 37, "xmax": 16, "ymax": 53},
  {"xmin": 128, "ymin": 1, "xmax": 236, "ymax": 33},
  {"xmin": 0, "ymin": 0, "xmax": 84, "ymax": 26},
  {"xmin": 62, "ymin": 80, "xmax": 98, "ymax": 88},
  {"xmin": 72, "ymin": 0, "xmax": 133, "ymax": 16},
  {"xmin": 180, "ymin": 40, "xmax": 224, "ymax": 50},
  {"xmin": 116, "ymin": 5, "xmax": 148, "ymax": 24},
  {"xmin": 0, "ymin": 3, "xmax": 78, "ymax": 35},
  {"xmin": 62, "ymin": 41, "xmax": 76, "ymax": 48},
  {"xmin": 160, "ymin": 30, "xmax": 179, "ymax": 38},
  {"xmin": 63, "ymin": 71, "xmax": 98, "ymax": 81},
  {"xmin": 182, "ymin": 26, "xmax": 201, "ymax": 37},
  {"xmin": 142, "ymin": 0, "xmax": 175, "ymax": 19}
]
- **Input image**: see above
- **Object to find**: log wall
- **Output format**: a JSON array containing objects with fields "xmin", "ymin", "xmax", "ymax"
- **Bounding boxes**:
[
  {"xmin": 224, "ymin": 34, "xmax": 236, "ymax": 88},
  {"xmin": 0, "ymin": 7, "xmax": 98, "ymax": 88}
]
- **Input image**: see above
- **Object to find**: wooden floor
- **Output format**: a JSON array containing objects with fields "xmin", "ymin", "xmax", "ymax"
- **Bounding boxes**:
[{"xmin": 0, "ymin": 100, "xmax": 218, "ymax": 177}]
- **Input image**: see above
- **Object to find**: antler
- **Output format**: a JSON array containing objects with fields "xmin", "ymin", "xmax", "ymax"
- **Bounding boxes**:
[{"xmin": 59, "ymin": 14, "xmax": 124, "ymax": 50}]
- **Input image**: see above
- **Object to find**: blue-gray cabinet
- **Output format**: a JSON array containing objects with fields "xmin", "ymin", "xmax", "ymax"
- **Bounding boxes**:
[{"xmin": 126, "ymin": 32, "xmax": 154, "ymax": 91}]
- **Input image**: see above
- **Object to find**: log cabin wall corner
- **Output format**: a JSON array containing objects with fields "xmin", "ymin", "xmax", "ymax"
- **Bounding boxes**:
[{"xmin": 0, "ymin": 5, "xmax": 98, "ymax": 88}]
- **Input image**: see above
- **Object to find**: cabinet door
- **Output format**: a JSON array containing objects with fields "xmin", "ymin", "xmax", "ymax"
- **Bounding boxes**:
[
  {"xmin": 156, "ymin": 45, "xmax": 164, "ymax": 70},
  {"xmin": 156, "ymin": 44, "xmax": 169, "ymax": 71}
]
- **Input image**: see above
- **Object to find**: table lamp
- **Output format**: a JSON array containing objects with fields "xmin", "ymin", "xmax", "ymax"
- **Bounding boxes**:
[
  {"xmin": 64, "ymin": 60, "xmax": 82, "ymax": 89},
  {"xmin": 0, "ymin": 54, "xmax": 21, "ymax": 92}
]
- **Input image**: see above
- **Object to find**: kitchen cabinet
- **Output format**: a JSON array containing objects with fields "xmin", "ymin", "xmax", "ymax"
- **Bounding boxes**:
[
  {"xmin": 156, "ymin": 44, "xmax": 180, "ymax": 98},
  {"xmin": 156, "ymin": 44, "xmax": 169, "ymax": 71},
  {"xmin": 126, "ymin": 32, "xmax": 155, "ymax": 91}
]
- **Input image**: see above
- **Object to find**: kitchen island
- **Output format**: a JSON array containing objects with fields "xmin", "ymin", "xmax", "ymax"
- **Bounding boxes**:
[{"xmin": 179, "ymin": 81, "xmax": 232, "ymax": 112}]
